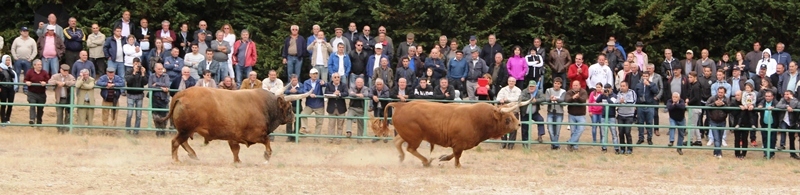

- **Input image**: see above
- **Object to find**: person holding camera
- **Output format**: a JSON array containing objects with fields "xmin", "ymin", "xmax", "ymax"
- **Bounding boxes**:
[
  {"xmin": 125, "ymin": 58, "xmax": 148, "ymax": 135},
  {"xmin": 634, "ymin": 70, "xmax": 660, "ymax": 145}
]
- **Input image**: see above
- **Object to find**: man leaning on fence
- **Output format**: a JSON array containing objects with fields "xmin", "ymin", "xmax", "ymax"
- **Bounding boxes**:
[
  {"xmin": 346, "ymin": 77, "xmax": 370, "ymax": 142},
  {"xmin": 96, "ymin": 66, "xmax": 124, "ymax": 128},
  {"xmin": 74, "ymin": 69, "xmax": 95, "ymax": 132},
  {"xmin": 519, "ymin": 80, "xmax": 546, "ymax": 149},
  {"xmin": 324, "ymin": 72, "xmax": 349, "ymax": 144},
  {"xmin": 125, "ymin": 58, "xmax": 148, "ymax": 135},
  {"xmin": 49, "ymin": 64, "xmax": 75, "ymax": 134},
  {"xmin": 596, "ymin": 83, "xmax": 620, "ymax": 154},
  {"xmin": 148, "ymin": 63, "xmax": 170, "ymax": 137}
]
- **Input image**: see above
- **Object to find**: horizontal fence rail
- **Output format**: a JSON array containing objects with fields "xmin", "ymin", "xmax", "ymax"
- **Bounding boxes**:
[{"xmin": 0, "ymin": 81, "xmax": 794, "ymax": 158}]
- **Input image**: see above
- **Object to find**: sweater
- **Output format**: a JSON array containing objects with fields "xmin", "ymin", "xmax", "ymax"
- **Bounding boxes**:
[
  {"xmin": 616, "ymin": 89, "xmax": 637, "ymax": 117},
  {"xmin": 545, "ymin": 88, "xmax": 566, "ymax": 114},
  {"xmin": 24, "ymin": 70, "xmax": 50, "ymax": 94},
  {"xmin": 447, "ymin": 57, "xmax": 468, "ymax": 80},
  {"xmin": 11, "ymin": 37, "xmax": 38, "ymax": 61},
  {"xmin": 596, "ymin": 93, "xmax": 618, "ymax": 118},
  {"xmin": 565, "ymin": 88, "xmax": 588, "ymax": 116},
  {"xmin": 666, "ymin": 99, "xmax": 686, "ymax": 120}
]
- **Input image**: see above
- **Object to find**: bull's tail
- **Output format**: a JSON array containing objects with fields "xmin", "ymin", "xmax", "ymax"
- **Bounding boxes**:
[
  {"xmin": 379, "ymin": 102, "xmax": 402, "ymax": 137},
  {"xmin": 154, "ymin": 99, "xmax": 180, "ymax": 126}
]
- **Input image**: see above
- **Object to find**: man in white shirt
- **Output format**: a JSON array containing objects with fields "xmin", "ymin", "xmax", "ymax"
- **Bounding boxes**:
[
  {"xmin": 308, "ymin": 31, "xmax": 332, "ymax": 81},
  {"xmin": 261, "ymin": 70, "xmax": 284, "ymax": 94},
  {"xmin": 330, "ymin": 28, "xmax": 351, "ymax": 53},
  {"xmin": 586, "ymin": 54, "xmax": 614, "ymax": 89},
  {"xmin": 496, "ymin": 77, "xmax": 521, "ymax": 149}
]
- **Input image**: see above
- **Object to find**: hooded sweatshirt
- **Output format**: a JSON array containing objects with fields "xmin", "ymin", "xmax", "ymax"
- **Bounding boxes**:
[
  {"xmin": 0, "ymin": 55, "xmax": 18, "ymax": 91},
  {"xmin": 760, "ymin": 48, "xmax": 778, "ymax": 77}
]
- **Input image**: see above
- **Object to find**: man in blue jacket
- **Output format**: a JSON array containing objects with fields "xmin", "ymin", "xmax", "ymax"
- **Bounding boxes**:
[
  {"xmin": 447, "ymin": 51, "xmax": 468, "ymax": 98},
  {"xmin": 95, "ymin": 66, "xmax": 125, "ymax": 127},
  {"xmin": 299, "ymin": 68, "xmax": 326, "ymax": 139},
  {"xmin": 635, "ymin": 71, "xmax": 660, "ymax": 145},
  {"xmin": 327, "ymin": 43, "xmax": 351, "ymax": 83}
]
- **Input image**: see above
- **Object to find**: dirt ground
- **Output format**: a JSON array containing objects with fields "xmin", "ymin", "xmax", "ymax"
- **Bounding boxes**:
[{"xmin": 1, "ymin": 91, "xmax": 800, "ymax": 194}]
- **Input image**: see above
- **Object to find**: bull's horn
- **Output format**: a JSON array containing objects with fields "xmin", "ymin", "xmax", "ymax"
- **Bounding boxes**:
[
  {"xmin": 518, "ymin": 98, "xmax": 533, "ymax": 107},
  {"xmin": 283, "ymin": 91, "xmax": 313, "ymax": 102},
  {"xmin": 499, "ymin": 102, "xmax": 519, "ymax": 113},
  {"xmin": 275, "ymin": 85, "xmax": 289, "ymax": 96}
]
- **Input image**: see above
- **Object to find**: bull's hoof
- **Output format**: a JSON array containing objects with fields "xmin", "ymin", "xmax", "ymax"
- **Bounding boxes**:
[
  {"xmin": 189, "ymin": 155, "xmax": 199, "ymax": 160},
  {"xmin": 263, "ymin": 160, "xmax": 269, "ymax": 165}
]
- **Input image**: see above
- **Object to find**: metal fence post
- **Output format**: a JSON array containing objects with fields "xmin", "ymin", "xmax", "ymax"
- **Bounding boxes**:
[
  {"xmin": 362, "ymin": 98, "xmax": 368, "ymax": 138},
  {"xmin": 68, "ymin": 86, "xmax": 75, "ymax": 134}
]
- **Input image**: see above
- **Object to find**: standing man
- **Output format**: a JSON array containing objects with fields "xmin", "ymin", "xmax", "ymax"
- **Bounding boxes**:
[
  {"xmin": 466, "ymin": 50, "xmax": 488, "ymax": 100},
  {"xmin": 155, "ymin": 20, "xmax": 176, "ymax": 50},
  {"xmin": 11, "ymin": 26, "xmax": 37, "ymax": 92},
  {"xmin": 447, "ymin": 50, "xmax": 468, "ymax": 97},
  {"xmin": 680, "ymin": 50, "xmax": 695, "ymax": 75},
  {"xmin": 616, "ymin": 81, "xmax": 637, "ymax": 154},
  {"xmin": 566, "ymin": 53, "xmax": 588, "ymax": 90},
  {"xmin": 757, "ymin": 91, "xmax": 778, "ymax": 158},
  {"xmin": 772, "ymin": 43, "xmax": 791, "ymax": 69},
  {"xmin": 565, "ymin": 80, "xmax": 588, "ymax": 151},
  {"xmin": 74, "ymin": 69, "xmax": 96, "ymax": 131},
  {"xmin": 71, "ymin": 51, "xmax": 95, "ymax": 78},
  {"xmin": 646, "ymin": 63, "xmax": 664, "ymax": 136},
  {"xmin": 519, "ymin": 80, "xmax": 546, "ymax": 148},
  {"xmin": 396, "ymin": 33, "xmax": 416, "ymax": 59},
  {"xmin": 261, "ymin": 70, "xmax": 284, "ymax": 95},
  {"xmin": 481, "ymin": 34, "xmax": 503, "ymax": 66},
  {"xmin": 695, "ymin": 49, "xmax": 716, "ymax": 75},
  {"xmin": 635, "ymin": 71, "xmax": 659, "ymax": 145},
  {"xmin": 87, "ymin": 24, "xmax": 106, "ymax": 79},
  {"xmin": 96, "ymin": 66, "xmax": 124, "ymax": 128},
  {"xmin": 666, "ymin": 92, "xmax": 687, "ymax": 155},
  {"xmin": 662, "ymin": 49, "xmax": 679, "ymax": 101},
  {"xmin": 36, "ymin": 14, "xmax": 64, "ymax": 40},
  {"xmin": 686, "ymin": 71, "xmax": 704, "ymax": 146},
  {"xmin": 632, "ymin": 41, "xmax": 648, "ymax": 71},
  {"xmin": 330, "ymin": 28, "xmax": 351, "ymax": 53},
  {"xmin": 602, "ymin": 41, "xmax": 624, "ymax": 73},
  {"xmin": 112, "ymin": 11, "xmax": 134, "ymax": 37},
  {"xmin": 133, "ymin": 18, "xmax": 153, "ymax": 70},
  {"xmin": 281, "ymin": 25, "xmax": 306, "ymax": 79},
  {"xmin": 193, "ymin": 20, "xmax": 213, "ymax": 41},
  {"xmin": 328, "ymin": 43, "xmax": 351, "ymax": 84},
  {"xmin": 344, "ymin": 22, "xmax": 359, "ymax": 50},
  {"xmin": 587, "ymin": 54, "xmax": 613, "ymax": 89},
  {"xmin": 148, "ymin": 63, "xmax": 171, "ymax": 137},
  {"xmin": 548, "ymin": 39, "xmax": 572, "ymax": 85},
  {"xmin": 38, "ymin": 25, "xmax": 65, "ymax": 76},
  {"xmin": 345, "ymin": 77, "xmax": 370, "ymax": 141},
  {"xmin": 348, "ymin": 40, "xmax": 369, "ymax": 88},
  {"xmin": 299, "ymin": 68, "xmax": 326, "ymax": 137},
  {"xmin": 357, "ymin": 26, "xmax": 374, "ymax": 56},
  {"xmin": 232, "ymin": 29, "xmax": 258, "ymax": 86},
  {"xmin": 324, "ymin": 72, "xmax": 349, "ymax": 143},
  {"xmin": 707, "ymin": 87, "xmax": 730, "ymax": 158},
  {"xmin": 48, "ymin": 64, "xmax": 75, "ymax": 134},
  {"xmin": 745, "ymin": 42, "xmax": 763, "ymax": 78},
  {"xmin": 63, "ymin": 17, "xmax": 85, "ymax": 66},
  {"xmin": 103, "ymin": 27, "xmax": 125, "ymax": 78},
  {"xmin": 496, "ymin": 77, "xmax": 521, "ymax": 149},
  {"xmin": 211, "ymin": 31, "xmax": 231, "ymax": 82},
  {"xmin": 308, "ymin": 31, "xmax": 332, "ymax": 82}
]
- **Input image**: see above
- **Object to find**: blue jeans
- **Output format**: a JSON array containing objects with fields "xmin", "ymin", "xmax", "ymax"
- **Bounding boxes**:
[
  {"xmin": 600, "ymin": 117, "xmax": 619, "ymax": 150},
  {"xmin": 669, "ymin": 118, "xmax": 686, "ymax": 144},
  {"xmin": 567, "ymin": 114, "xmax": 586, "ymax": 149},
  {"xmin": 709, "ymin": 121, "xmax": 726, "ymax": 155},
  {"xmin": 14, "ymin": 59, "xmax": 30, "ymax": 92},
  {"xmin": 125, "ymin": 94, "xmax": 143, "ymax": 134},
  {"xmin": 107, "ymin": 60, "xmax": 125, "ymax": 76},
  {"xmin": 547, "ymin": 113, "xmax": 563, "ymax": 148},
  {"xmin": 42, "ymin": 57, "xmax": 59, "ymax": 76},
  {"xmin": 590, "ymin": 114, "xmax": 602, "ymax": 143},
  {"xmin": 637, "ymin": 107, "xmax": 655, "ymax": 141},
  {"xmin": 218, "ymin": 62, "xmax": 229, "ymax": 81},
  {"xmin": 315, "ymin": 65, "xmax": 328, "ymax": 82},
  {"xmin": 235, "ymin": 65, "xmax": 252, "ymax": 85},
  {"xmin": 286, "ymin": 56, "xmax": 302, "ymax": 78},
  {"xmin": 349, "ymin": 73, "xmax": 365, "ymax": 88}
]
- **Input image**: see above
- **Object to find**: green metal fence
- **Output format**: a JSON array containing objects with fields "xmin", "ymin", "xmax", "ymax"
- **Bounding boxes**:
[{"xmin": 2, "ymin": 81, "xmax": 795, "ymax": 158}]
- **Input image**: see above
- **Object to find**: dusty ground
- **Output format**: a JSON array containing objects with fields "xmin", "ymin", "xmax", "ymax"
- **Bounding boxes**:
[{"xmin": 1, "ymin": 91, "xmax": 800, "ymax": 194}]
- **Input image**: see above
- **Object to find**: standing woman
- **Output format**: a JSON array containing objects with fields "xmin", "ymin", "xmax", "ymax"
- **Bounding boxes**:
[
  {"xmin": 506, "ymin": 45, "xmax": 527, "ymax": 90},
  {"xmin": 0, "ymin": 55, "xmax": 17, "ymax": 124},
  {"xmin": 732, "ymin": 51, "xmax": 748, "ymax": 79},
  {"xmin": 24, "ymin": 59, "xmax": 50, "ymax": 126},
  {"xmin": 718, "ymin": 52, "xmax": 733, "ymax": 78},
  {"xmin": 222, "ymin": 24, "xmax": 236, "ymax": 79}
]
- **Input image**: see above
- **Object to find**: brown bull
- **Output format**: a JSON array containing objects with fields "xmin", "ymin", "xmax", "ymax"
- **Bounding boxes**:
[
  {"xmin": 153, "ymin": 86, "xmax": 310, "ymax": 163},
  {"xmin": 375, "ymin": 99, "xmax": 531, "ymax": 168}
]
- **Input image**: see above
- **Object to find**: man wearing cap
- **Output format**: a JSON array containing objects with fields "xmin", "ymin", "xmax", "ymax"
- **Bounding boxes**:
[
  {"xmin": 680, "ymin": 50, "xmax": 695, "ymax": 76},
  {"xmin": 519, "ymin": 80, "xmax": 547, "ymax": 148},
  {"xmin": 36, "ymin": 14, "xmax": 65, "ymax": 41},
  {"xmin": 282, "ymin": 25, "xmax": 307, "ymax": 80},
  {"xmin": 48, "ymin": 64, "xmax": 76, "ymax": 134},
  {"xmin": 396, "ymin": 33, "xmax": 417, "ymax": 59},
  {"xmin": 596, "ymin": 83, "xmax": 620, "ymax": 153},
  {"xmin": 330, "ymin": 28, "xmax": 351, "ymax": 53},
  {"xmin": 96, "ymin": 66, "xmax": 125, "ymax": 127},
  {"xmin": 632, "ymin": 41, "xmax": 649, "ymax": 71},
  {"xmin": 366, "ymin": 43, "xmax": 388, "ymax": 84},
  {"xmin": 728, "ymin": 66, "xmax": 748, "ymax": 96},
  {"xmin": 481, "ymin": 34, "xmax": 503, "ymax": 66},
  {"xmin": 38, "ymin": 24, "xmax": 66, "ymax": 76},
  {"xmin": 299, "ymin": 68, "xmax": 326, "ymax": 136},
  {"xmin": 752, "ymin": 64, "xmax": 769, "ymax": 92},
  {"xmin": 11, "ymin": 26, "xmax": 37, "ymax": 91},
  {"xmin": 603, "ymin": 41, "xmax": 624, "ymax": 73},
  {"xmin": 63, "ymin": 17, "xmax": 85, "ymax": 66},
  {"xmin": 462, "ymin": 35, "xmax": 481, "ymax": 57}
]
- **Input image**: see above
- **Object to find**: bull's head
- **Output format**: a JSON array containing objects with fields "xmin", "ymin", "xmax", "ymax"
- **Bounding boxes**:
[
  {"xmin": 493, "ymin": 101, "xmax": 523, "ymax": 137},
  {"xmin": 274, "ymin": 85, "xmax": 313, "ymax": 125}
]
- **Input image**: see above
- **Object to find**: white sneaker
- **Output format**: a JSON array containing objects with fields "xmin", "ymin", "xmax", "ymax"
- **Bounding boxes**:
[
  {"xmin": 706, "ymin": 141, "xmax": 713, "ymax": 146},
  {"xmin": 722, "ymin": 140, "xmax": 728, "ymax": 146}
]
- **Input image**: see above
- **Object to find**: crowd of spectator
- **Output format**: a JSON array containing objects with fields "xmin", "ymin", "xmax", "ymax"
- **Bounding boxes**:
[{"xmin": 1, "ymin": 12, "xmax": 798, "ymax": 160}]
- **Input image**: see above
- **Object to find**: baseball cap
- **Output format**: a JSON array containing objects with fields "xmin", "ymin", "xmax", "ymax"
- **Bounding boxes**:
[
  {"xmin": 106, "ymin": 66, "xmax": 116, "ymax": 72},
  {"xmin": 604, "ymin": 84, "xmax": 613, "ymax": 89},
  {"xmin": 607, "ymin": 41, "xmax": 615, "ymax": 46},
  {"xmin": 528, "ymin": 81, "xmax": 537, "ymax": 87},
  {"xmin": 375, "ymin": 43, "xmax": 383, "ymax": 49},
  {"xmin": 309, "ymin": 68, "xmax": 319, "ymax": 74},
  {"xmin": 60, "ymin": 64, "xmax": 70, "ymax": 71},
  {"xmin": 469, "ymin": 35, "xmax": 477, "ymax": 41},
  {"xmin": 20, "ymin": 26, "xmax": 29, "ymax": 31},
  {"xmin": 46, "ymin": 25, "xmax": 55, "ymax": 31},
  {"xmin": 406, "ymin": 33, "xmax": 414, "ymax": 39},
  {"xmin": 686, "ymin": 50, "xmax": 693, "ymax": 54},
  {"xmin": 760, "ymin": 64, "xmax": 768, "ymax": 70}
]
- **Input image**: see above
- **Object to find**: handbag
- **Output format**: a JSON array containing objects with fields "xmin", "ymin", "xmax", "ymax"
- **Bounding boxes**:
[{"xmin": 476, "ymin": 78, "xmax": 489, "ymax": 95}]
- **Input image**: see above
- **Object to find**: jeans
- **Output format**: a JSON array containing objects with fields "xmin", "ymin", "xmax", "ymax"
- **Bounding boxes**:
[
  {"xmin": 43, "ymin": 57, "xmax": 59, "ymax": 76},
  {"xmin": 618, "ymin": 116, "xmax": 636, "ymax": 152},
  {"xmin": 761, "ymin": 121, "xmax": 778, "ymax": 157},
  {"xmin": 235, "ymin": 65, "xmax": 253, "ymax": 86},
  {"xmin": 546, "ymin": 113, "xmax": 564, "ymax": 148},
  {"xmin": 286, "ymin": 56, "xmax": 302, "ymax": 78},
  {"xmin": 14, "ymin": 59, "xmax": 30, "ymax": 92},
  {"xmin": 637, "ymin": 107, "xmax": 655, "ymax": 141},
  {"xmin": 709, "ymin": 121, "xmax": 726, "ymax": 156},
  {"xmin": 126, "ymin": 94, "xmax": 144, "ymax": 134},
  {"xmin": 521, "ymin": 112, "xmax": 545, "ymax": 141},
  {"xmin": 315, "ymin": 65, "xmax": 328, "ymax": 82},
  {"xmin": 218, "ymin": 62, "xmax": 229, "ymax": 82},
  {"xmin": 55, "ymin": 98, "xmax": 70, "ymax": 133},
  {"xmin": 600, "ymin": 117, "xmax": 619, "ymax": 150},
  {"xmin": 27, "ymin": 92, "xmax": 46, "ymax": 123},
  {"xmin": 567, "ymin": 114, "xmax": 586, "ymax": 149},
  {"xmin": 590, "ymin": 114, "xmax": 602, "ymax": 143},
  {"xmin": 688, "ymin": 108, "xmax": 703, "ymax": 141},
  {"xmin": 668, "ymin": 118, "xmax": 686, "ymax": 142},
  {"xmin": 107, "ymin": 60, "xmax": 125, "ymax": 77}
]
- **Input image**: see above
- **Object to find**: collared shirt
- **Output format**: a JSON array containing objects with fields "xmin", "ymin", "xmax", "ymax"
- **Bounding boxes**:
[
  {"xmin": 140, "ymin": 27, "xmax": 150, "ymax": 50},
  {"xmin": 121, "ymin": 20, "xmax": 130, "ymax": 37},
  {"xmin": 161, "ymin": 30, "xmax": 173, "ymax": 49}
]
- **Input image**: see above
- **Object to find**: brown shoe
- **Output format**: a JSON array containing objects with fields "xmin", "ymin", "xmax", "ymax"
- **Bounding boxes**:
[{"xmin": 655, "ymin": 130, "xmax": 661, "ymax": 136}]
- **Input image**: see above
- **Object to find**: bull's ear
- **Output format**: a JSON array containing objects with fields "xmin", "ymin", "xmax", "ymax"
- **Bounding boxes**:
[{"xmin": 492, "ymin": 108, "xmax": 503, "ymax": 120}]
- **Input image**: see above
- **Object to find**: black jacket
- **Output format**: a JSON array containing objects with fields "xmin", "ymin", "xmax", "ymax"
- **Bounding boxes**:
[
  {"xmin": 686, "ymin": 81, "xmax": 703, "ymax": 106},
  {"xmin": 391, "ymin": 85, "xmax": 414, "ymax": 100},
  {"xmin": 432, "ymin": 85, "xmax": 455, "ymax": 101},
  {"xmin": 413, "ymin": 85, "xmax": 435, "ymax": 99},
  {"xmin": 666, "ymin": 99, "xmax": 686, "ymax": 120},
  {"xmin": 125, "ymin": 71, "xmax": 148, "ymax": 95},
  {"xmin": 324, "ymin": 81, "xmax": 349, "ymax": 114},
  {"xmin": 706, "ymin": 95, "xmax": 729, "ymax": 123},
  {"xmin": 132, "ymin": 26, "xmax": 155, "ymax": 51},
  {"xmin": 348, "ymin": 50, "xmax": 369, "ymax": 75},
  {"xmin": 169, "ymin": 76, "xmax": 197, "ymax": 96}
]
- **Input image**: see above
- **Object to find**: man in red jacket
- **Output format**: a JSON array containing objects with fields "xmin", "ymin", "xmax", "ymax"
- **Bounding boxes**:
[
  {"xmin": 567, "ymin": 53, "xmax": 589, "ymax": 90},
  {"xmin": 232, "ymin": 29, "xmax": 258, "ymax": 86}
]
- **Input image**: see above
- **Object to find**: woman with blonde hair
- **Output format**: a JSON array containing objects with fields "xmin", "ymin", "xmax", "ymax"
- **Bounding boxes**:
[{"xmin": 221, "ymin": 24, "xmax": 236, "ymax": 79}]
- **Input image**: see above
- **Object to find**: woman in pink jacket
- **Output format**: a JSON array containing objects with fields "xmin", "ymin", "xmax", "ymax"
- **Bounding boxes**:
[
  {"xmin": 588, "ymin": 82, "xmax": 604, "ymax": 143},
  {"xmin": 506, "ymin": 45, "xmax": 528, "ymax": 89}
]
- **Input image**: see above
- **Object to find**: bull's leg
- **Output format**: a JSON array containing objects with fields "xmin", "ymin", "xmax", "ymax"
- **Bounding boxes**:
[
  {"xmin": 181, "ymin": 142, "xmax": 198, "ymax": 160},
  {"xmin": 394, "ymin": 135, "xmax": 405, "ymax": 162},
  {"xmin": 405, "ymin": 140, "xmax": 433, "ymax": 167},
  {"xmin": 262, "ymin": 138, "xmax": 273, "ymax": 164},
  {"xmin": 453, "ymin": 149, "xmax": 464, "ymax": 168},
  {"xmin": 227, "ymin": 140, "xmax": 242, "ymax": 163},
  {"xmin": 439, "ymin": 154, "xmax": 454, "ymax": 161},
  {"xmin": 171, "ymin": 133, "xmax": 191, "ymax": 163}
]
